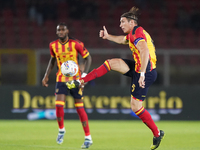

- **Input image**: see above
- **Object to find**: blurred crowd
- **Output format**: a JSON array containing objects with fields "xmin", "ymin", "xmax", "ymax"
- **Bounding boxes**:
[
  {"xmin": 0, "ymin": 0, "xmax": 199, "ymax": 49},
  {"xmin": 26, "ymin": 0, "xmax": 98, "ymax": 25},
  {"xmin": 175, "ymin": 6, "xmax": 200, "ymax": 32},
  {"xmin": 0, "ymin": 0, "xmax": 199, "ymax": 32}
]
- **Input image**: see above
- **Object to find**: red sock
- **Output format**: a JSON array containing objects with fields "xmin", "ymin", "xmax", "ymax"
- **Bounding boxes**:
[
  {"xmin": 135, "ymin": 106, "xmax": 160, "ymax": 137},
  {"xmin": 81, "ymin": 60, "xmax": 111, "ymax": 83},
  {"xmin": 55, "ymin": 100, "xmax": 65, "ymax": 129},
  {"xmin": 75, "ymin": 102, "xmax": 90, "ymax": 136}
]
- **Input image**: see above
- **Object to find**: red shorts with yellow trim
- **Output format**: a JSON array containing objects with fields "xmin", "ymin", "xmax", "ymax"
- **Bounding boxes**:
[
  {"xmin": 122, "ymin": 59, "xmax": 157, "ymax": 101},
  {"xmin": 55, "ymin": 82, "xmax": 82, "ymax": 99}
]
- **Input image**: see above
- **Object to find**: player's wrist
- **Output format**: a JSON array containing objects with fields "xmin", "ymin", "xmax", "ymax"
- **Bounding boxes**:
[{"xmin": 140, "ymin": 72, "xmax": 145, "ymax": 77}]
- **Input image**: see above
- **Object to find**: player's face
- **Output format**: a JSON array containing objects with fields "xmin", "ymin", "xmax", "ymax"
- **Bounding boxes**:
[
  {"xmin": 120, "ymin": 17, "xmax": 134, "ymax": 34},
  {"xmin": 56, "ymin": 25, "xmax": 68, "ymax": 40}
]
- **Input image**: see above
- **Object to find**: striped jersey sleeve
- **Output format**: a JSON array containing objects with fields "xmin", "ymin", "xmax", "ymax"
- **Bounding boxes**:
[{"xmin": 126, "ymin": 26, "xmax": 157, "ymax": 72}]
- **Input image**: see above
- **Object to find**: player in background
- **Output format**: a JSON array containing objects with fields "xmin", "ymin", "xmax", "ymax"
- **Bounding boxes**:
[
  {"xmin": 42, "ymin": 22, "xmax": 93, "ymax": 149},
  {"xmin": 67, "ymin": 7, "xmax": 164, "ymax": 150}
]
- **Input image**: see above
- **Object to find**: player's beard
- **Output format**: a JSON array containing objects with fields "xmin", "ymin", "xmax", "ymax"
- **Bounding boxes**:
[{"xmin": 59, "ymin": 35, "xmax": 67, "ymax": 41}]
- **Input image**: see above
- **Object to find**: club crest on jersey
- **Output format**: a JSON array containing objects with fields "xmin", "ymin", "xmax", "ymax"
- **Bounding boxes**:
[{"xmin": 67, "ymin": 47, "xmax": 70, "ymax": 51}]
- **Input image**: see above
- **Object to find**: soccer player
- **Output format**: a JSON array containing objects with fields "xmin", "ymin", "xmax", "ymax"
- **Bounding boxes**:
[
  {"xmin": 67, "ymin": 7, "xmax": 164, "ymax": 150},
  {"xmin": 42, "ymin": 22, "xmax": 93, "ymax": 149}
]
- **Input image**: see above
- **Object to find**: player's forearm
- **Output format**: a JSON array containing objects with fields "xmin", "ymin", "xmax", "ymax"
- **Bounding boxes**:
[
  {"xmin": 107, "ymin": 35, "xmax": 126, "ymax": 44},
  {"xmin": 44, "ymin": 57, "xmax": 56, "ymax": 77},
  {"xmin": 140, "ymin": 48, "xmax": 149, "ymax": 73},
  {"xmin": 83, "ymin": 55, "xmax": 92, "ymax": 73}
]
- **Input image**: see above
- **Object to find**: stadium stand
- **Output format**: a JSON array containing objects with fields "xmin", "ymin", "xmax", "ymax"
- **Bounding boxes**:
[{"xmin": 0, "ymin": 0, "xmax": 199, "ymax": 49}]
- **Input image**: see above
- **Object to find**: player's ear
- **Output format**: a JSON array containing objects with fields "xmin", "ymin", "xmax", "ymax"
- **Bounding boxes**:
[
  {"xmin": 66, "ymin": 29, "xmax": 69, "ymax": 34},
  {"xmin": 130, "ymin": 19, "xmax": 134, "ymax": 24},
  {"xmin": 129, "ymin": 20, "xmax": 136, "ymax": 27}
]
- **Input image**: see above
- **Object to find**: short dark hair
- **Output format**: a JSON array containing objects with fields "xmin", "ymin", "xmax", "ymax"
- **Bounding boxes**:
[
  {"xmin": 57, "ymin": 22, "xmax": 68, "ymax": 28},
  {"xmin": 121, "ymin": 6, "xmax": 140, "ymax": 23}
]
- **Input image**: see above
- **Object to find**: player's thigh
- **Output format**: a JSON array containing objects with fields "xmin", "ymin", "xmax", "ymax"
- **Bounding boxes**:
[
  {"xmin": 70, "ymin": 88, "xmax": 83, "ymax": 100},
  {"xmin": 55, "ymin": 82, "xmax": 68, "ymax": 100},
  {"xmin": 56, "ymin": 94, "xmax": 66, "ymax": 101},
  {"xmin": 108, "ymin": 58, "xmax": 130, "ymax": 74},
  {"xmin": 74, "ymin": 98, "xmax": 83, "ymax": 103}
]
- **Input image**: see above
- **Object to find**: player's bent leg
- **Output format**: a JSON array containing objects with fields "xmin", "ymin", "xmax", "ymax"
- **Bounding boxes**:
[
  {"xmin": 66, "ymin": 58, "xmax": 130, "ymax": 89},
  {"xmin": 108, "ymin": 58, "xmax": 130, "ymax": 74},
  {"xmin": 80, "ymin": 59, "xmax": 112, "ymax": 83},
  {"xmin": 66, "ymin": 59, "xmax": 111, "ymax": 89}
]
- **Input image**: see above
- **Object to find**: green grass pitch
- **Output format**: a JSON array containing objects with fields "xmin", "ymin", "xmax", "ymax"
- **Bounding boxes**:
[{"xmin": 0, "ymin": 120, "xmax": 199, "ymax": 150}]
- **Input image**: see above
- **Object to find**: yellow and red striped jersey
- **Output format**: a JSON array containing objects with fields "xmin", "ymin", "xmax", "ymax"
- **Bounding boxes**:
[
  {"xmin": 49, "ymin": 37, "xmax": 89, "ymax": 82},
  {"xmin": 125, "ymin": 26, "xmax": 157, "ymax": 73}
]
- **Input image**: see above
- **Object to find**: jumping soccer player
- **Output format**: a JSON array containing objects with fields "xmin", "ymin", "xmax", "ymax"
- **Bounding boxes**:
[
  {"xmin": 42, "ymin": 22, "xmax": 93, "ymax": 149},
  {"xmin": 67, "ymin": 7, "xmax": 164, "ymax": 150}
]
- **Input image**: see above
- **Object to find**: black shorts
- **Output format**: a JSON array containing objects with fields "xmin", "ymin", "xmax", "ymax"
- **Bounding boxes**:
[
  {"xmin": 122, "ymin": 59, "xmax": 157, "ymax": 101},
  {"xmin": 55, "ymin": 82, "xmax": 83, "ymax": 99}
]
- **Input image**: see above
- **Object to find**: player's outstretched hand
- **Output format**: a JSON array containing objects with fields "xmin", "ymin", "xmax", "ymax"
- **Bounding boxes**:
[
  {"xmin": 42, "ymin": 76, "xmax": 49, "ymax": 87},
  {"xmin": 99, "ymin": 26, "xmax": 109, "ymax": 39}
]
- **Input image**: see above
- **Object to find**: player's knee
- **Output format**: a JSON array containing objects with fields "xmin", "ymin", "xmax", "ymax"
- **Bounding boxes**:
[
  {"xmin": 130, "ymin": 99, "xmax": 143, "ymax": 112},
  {"xmin": 108, "ymin": 58, "xmax": 128, "ymax": 73},
  {"xmin": 105, "ymin": 58, "xmax": 118, "ymax": 70},
  {"xmin": 131, "ymin": 105, "xmax": 139, "ymax": 112}
]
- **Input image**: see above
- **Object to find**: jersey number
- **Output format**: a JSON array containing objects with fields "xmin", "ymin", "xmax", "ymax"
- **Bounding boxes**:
[{"xmin": 132, "ymin": 84, "xmax": 136, "ymax": 92}]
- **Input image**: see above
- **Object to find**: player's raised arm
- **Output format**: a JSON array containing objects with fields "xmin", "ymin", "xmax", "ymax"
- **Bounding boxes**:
[{"xmin": 99, "ymin": 26, "xmax": 128, "ymax": 45}]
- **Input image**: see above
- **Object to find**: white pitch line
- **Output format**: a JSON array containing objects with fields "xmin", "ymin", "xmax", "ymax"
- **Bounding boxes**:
[{"xmin": 0, "ymin": 143, "xmax": 81, "ymax": 149}]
